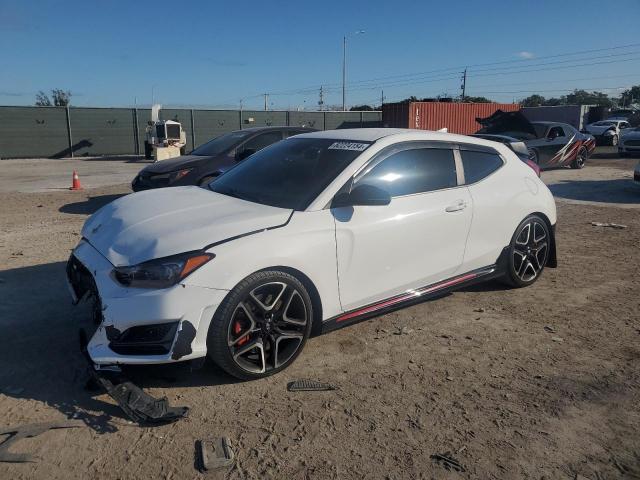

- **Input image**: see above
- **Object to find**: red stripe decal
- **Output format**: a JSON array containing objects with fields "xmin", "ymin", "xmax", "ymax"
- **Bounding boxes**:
[{"xmin": 336, "ymin": 272, "xmax": 477, "ymax": 322}]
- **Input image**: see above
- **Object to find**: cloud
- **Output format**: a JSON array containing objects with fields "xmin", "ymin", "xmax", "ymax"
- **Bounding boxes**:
[{"xmin": 517, "ymin": 51, "xmax": 535, "ymax": 59}]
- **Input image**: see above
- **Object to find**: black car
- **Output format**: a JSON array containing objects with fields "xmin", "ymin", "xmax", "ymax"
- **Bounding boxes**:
[
  {"xmin": 132, "ymin": 126, "xmax": 315, "ymax": 191},
  {"xmin": 476, "ymin": 110, "xmax": 596, "ymax": 170}
]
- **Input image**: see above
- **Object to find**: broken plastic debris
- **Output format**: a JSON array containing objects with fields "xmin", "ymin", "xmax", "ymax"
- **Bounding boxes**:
[
  {"xmin": 591, "ymin": 222, "xmax": 627, "ymax": 229},
  {"xmin": 287, "ymin": 379, "xmax": 336, "ymax": 392},
  {"xmin": 197, "ymin": 437, "xmax": 235, "ymax": 472},
  {"xmin": 96, "ymin": 376, "xmax": 189, "ymax": 425}
]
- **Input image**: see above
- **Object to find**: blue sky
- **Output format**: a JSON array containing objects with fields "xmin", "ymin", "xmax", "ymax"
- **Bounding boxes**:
[{"xmin": 1, "ymin": 0, "xmax": 639, "ymax": 109}]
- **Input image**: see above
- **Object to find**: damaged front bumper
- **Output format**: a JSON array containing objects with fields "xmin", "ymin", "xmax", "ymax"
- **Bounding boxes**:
[{"xmin": 67, "ymin": 239, "xmax": 228, "ymax": 365}]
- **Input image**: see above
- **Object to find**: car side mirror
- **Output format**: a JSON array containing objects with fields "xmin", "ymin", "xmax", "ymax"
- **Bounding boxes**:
[
  {"xmin": 236, "ymin": 148, "xmax": 256, "ymax": 161},
  {"xmin": 332, "ymin": 184, "xmax": 391, "ymax": 208}
]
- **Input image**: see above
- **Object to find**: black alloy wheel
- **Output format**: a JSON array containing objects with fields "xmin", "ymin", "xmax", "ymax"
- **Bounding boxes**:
[
  {"xmin": 207, "ymin": 271, "xmax": 313, "ymax": 380},
  {"xmin": 504, "ymin": 215, "xmax": 550, "ymax": 288},
  {"xmin": 571, "ymin": 146, "xmax": 588, "ymax": 169}
]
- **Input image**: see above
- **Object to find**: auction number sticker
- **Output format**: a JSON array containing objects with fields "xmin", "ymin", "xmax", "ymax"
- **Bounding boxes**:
[{"xmin": 328, "ymin": 142, "xmax": 370, "ymax": 151}]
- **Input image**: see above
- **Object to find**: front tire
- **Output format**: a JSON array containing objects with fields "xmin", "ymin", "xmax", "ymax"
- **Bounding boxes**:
[
  {"xmin": 610, "ymin": 134, "xmax": 619, "ymax": 146},
  {"xmin": 503, "ymin": 215, "xmax": 550, "ymax": 288},
  {"xmin": 207, "ymin": 271, "xmax": 313, "ymax": 380},
  {"xmin": 571, "ymin": 146, "xmax": 588, "ymax": 169}
]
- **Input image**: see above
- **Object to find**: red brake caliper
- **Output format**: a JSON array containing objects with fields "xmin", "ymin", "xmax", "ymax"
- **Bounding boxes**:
[{"xmin": 234, "ymin": 321, "xmax": 249, "ymax": 346}]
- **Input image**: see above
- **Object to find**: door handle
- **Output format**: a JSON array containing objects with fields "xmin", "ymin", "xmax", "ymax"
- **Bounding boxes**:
[{"xmin": 445, "ymin": 200, "xmax": 467, "ymax": 213}]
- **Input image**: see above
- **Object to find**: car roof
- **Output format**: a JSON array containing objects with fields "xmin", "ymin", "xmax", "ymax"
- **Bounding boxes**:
[
  {"xmin": 234, "ymin": 126, "xmax": 316, "ymax": 133},
  {"xmin": 294, "ymin": 128, "xmax": 501, "ymax": 144}
]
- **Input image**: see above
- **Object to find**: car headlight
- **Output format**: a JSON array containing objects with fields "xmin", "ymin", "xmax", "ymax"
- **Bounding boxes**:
[
  {"xmin": 169, "ymin": 168, "xmax": 193, "ymax": 183},
  {"xmin": 113, "ymin": 251, "xmax": 214, "ymax": 289}
]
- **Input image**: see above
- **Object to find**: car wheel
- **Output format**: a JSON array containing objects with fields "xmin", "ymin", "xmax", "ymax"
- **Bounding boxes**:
[
  {"xmin": 611, "ymin": 134, "xmax": 619, "ymax": 146},
  {"xmin": 207, "ymin": 271, "xmax": 313, "ymax": 380},
  {"xmin": 571, "ymin": 146, "xmax": 588, "ymax": 169},
  {"xmin": 503, "ymin": 215, "xmax": 550, "ymax": 288},
  {"xmin": 198, "ymin": 175, "xmax": 217, "ymax": 188},
  {"xmin": 528, "ymin": 148, "xmax": 539, "ymax": 165}
]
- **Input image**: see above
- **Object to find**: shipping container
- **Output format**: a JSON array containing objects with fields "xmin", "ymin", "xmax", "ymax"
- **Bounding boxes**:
[{"xmin": 382, "ymin": 102, "xmax": 520, "ymax": 135}]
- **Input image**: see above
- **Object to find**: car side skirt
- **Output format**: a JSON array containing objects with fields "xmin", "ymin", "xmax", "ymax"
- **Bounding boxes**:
[{"xmin": 321, "ymin": 263, "xmax": 504, "ymax": 335}]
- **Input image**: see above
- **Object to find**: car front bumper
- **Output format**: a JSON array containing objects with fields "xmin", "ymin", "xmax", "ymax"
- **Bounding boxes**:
[{"xmin": 67, "ymin": 239, "xmax": 228, "ymax": 365}]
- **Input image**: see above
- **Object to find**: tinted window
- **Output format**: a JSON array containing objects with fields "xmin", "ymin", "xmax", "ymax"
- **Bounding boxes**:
[
  {"xmin": 210, "ymin": 138, "xmax": 369, "ymax": 210},
  {"xmin": 191, "ymin": 131, "xmax": 250, "ymax": 156},
  {"xmin": 548, "ymin": 126, "xmax": 565, "ymax": 138},
  {"xmin": 285, "ymin": 129, "xmax": 310, "ymax": 138},
  {"xmin": 461, "ymin": 150, "xmax": 504, "ymax": 184},
  {"xmin": 242, "ymin": 131, "xmax": 283, "ymax": 151},
  {"xmin": 357, "ymin": 148, "xmax": 457, "ymax": 197}
]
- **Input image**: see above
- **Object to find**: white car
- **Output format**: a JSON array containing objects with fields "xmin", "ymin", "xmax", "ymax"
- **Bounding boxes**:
[
  {"xmin": 619, "ymin": 126, "xmax": 640, "ymax": 157},
  {"xmin": 583, "ymin": 119, "xmax": 631, "ymax": 146},
  {"xmin": 67, "ymin": 129, "xmax": 557, "ymax": 380}
]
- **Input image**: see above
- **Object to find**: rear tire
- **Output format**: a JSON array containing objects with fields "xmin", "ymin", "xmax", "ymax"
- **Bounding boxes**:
[
  {"xmin": 610, "ymin": 135, "xmax": 619, "ymax": 146},
  {"xmin": 570, "ymin": 146, "xmax": 587, "ymax": 169},
  {"xmin": 207, "ymin": 270, "xmax": 313, "ymax": 380},
  {"xmin": 503, "ymin": 215, "xmax": 550, "ymax": 288}
]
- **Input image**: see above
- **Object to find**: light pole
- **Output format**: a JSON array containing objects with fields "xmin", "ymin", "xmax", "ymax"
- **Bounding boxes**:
[{"xmin": 342, "ymin": 30, "xmax": 365, "ymax": 111}]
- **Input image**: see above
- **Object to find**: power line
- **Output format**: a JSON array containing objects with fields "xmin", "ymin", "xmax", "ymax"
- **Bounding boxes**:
[{"xmin": 255, "ymin": 42, "xmax": 640, "ymax": 97}]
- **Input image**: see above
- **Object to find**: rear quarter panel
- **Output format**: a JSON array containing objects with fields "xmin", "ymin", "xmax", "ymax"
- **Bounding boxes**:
[{"xmin": 461, "ymin": 148, "xmax": 556, "ymax": 271}]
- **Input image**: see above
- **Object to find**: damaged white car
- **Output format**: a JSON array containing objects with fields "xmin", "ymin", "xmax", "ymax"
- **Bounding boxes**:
[{"xmin": 68, "ymin": 129, "xmax": 557, "ymax": 380}]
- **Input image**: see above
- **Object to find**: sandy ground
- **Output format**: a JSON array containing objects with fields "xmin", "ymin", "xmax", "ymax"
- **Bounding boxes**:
[
  {"xmin": 0, "ymin": 156, "xmax": 149, "ymax": 193},
  {"xmin": 0, "ymin": 148, "xmax": 639, "ymax": 479}
]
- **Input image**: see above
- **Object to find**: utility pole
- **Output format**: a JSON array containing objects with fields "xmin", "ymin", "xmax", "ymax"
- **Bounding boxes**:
[
  {"xmin": 460, "ymin": 68, "xmax": 467, "ymax": 102},
  {"xmin": 342, "ymin": 36, "xmax": 347, "ymax": 111},
  {"xmin": 380, "ymin": 90, "xmax": 384, "ymax": 109},
  {"xmin": 318, "ymin": 86, "xmax": 325, "ymax": 111},
  {"xmin": 239, "ymin": 98, "xmax": 243, "ymax": 112},
  {"xmin": 263, "ymin": 93, "xmax": 269, "ymax": 111}
]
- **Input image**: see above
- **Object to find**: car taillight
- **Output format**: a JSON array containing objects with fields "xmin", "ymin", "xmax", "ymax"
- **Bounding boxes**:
[{"xmin": 525, "ymin": 159, "xmax": 541, "ymax": 177}]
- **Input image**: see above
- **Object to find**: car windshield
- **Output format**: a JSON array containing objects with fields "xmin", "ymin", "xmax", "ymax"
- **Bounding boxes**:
[
  {"xmin": 191, "ymin": 131, "xmax": 251, "ymax": 156},
  {"xmin": 209, "ymin": 138, "xmax": 370, "ymax": 210}
]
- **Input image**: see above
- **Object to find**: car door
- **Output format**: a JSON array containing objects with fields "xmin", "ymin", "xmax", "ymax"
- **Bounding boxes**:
[
  {"xmin": 539, "ymin": 125, "xmax": 567, "ymax": 166},
  {"xmin": 332, "ymin": 143, "xmax": 472, "ymax": 311}
]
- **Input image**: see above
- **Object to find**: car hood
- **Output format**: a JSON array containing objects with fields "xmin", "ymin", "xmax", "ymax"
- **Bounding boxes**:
[
  {"xmin": 475, "ymin": 110, "xmax": 538, "ymax": 137},
  {"xmin": 622, "ymin": 129, "xmax": 640, "ymax": 139},
  {"xmin": 140, "ymin": 155, "xmax": 213, "ymax": 174},
  {"xmin": 82, "ymin": 187, "xmax": 292, "ymax": 266},
  {"xmin": 586, "ymin": 125, "xmax": 616, "ymax": 135}
]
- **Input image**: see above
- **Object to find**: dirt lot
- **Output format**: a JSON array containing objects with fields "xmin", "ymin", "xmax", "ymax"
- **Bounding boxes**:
[{"xmin": 0, "ymin": 149, "xmax": 639, "ymax": 479}]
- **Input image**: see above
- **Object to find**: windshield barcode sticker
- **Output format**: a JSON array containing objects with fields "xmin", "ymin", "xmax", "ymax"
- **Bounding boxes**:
[{"xmin": 328, "ymin": 142, "xmax": 369, "ymax": 151}]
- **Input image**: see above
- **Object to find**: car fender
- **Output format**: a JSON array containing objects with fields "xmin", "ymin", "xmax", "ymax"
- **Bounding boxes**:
[{"xmin": 183, "ymin": 209, "xmax": 342, "ymax": 322}]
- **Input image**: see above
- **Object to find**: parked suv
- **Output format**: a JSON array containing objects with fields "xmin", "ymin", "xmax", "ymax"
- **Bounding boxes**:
[{"xmin": 132, "ymin": 126, "xmax": 315, "ymax": 191}]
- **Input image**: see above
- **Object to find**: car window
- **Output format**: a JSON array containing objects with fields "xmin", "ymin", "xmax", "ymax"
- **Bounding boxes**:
[
  {"xmin": 284, "ymin": 129, "xmax": 309, "ymax": 138},
  {"xmin": 356, "ymin": 148, "xmax": 457, "ymax": 197},
  {"xmin": 241, "ymin": 131, "xmax": 283, "ymax": 152},
  {"xmin": 210, "ymin": 138, "xmax": 370, "ymax": 210},
  {"xmin": 621, "ymin": 122, "xmax": 630, "ymax": 129},
  {"xmin": 461, "ymin": 150, "xmax": 504, "ymax": 184},
  {"xmin": 548, "ymin": 126, "xmax": 565, "ymax": 138},
  {"xmin": 191, "ymin": 131, "xmax": 251, "ymax": 156}
]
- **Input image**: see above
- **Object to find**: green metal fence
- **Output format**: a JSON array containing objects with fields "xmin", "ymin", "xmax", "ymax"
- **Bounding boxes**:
[{"xmin": 0, "ymin": 106, "xmax": 382, "ymax": 159}]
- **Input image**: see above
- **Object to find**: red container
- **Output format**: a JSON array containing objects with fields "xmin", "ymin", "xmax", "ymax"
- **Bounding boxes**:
[{"xmin": 382, "ymin": 102, "xmax": 520, "ymax": 135}]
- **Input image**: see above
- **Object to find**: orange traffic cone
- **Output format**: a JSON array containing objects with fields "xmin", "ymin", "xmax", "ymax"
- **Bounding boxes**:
[{"xmin": 70, "ymin": 170, "xmax": 83, "ymax": 190}]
